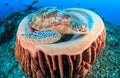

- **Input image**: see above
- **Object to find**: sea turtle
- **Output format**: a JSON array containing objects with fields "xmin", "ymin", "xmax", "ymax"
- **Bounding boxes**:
[{"xmin": 22, "ymin": 7, "xmax": 89, "ymax": 44}]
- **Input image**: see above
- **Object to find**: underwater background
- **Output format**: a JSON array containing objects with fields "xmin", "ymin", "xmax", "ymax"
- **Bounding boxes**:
[{"xmin": 0, "ymin": 0, "xmax": 120, "ymax": 78}]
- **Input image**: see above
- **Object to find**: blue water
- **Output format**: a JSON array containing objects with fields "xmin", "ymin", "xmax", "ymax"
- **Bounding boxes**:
[{"xmin": 0, "ymin": 0, "xmax": 120, "ymax": 25}]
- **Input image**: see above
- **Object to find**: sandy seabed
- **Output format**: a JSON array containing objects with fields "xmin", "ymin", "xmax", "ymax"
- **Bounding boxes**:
[{"xmin": 0, "ymin": 8, "xmax": 120, "ymax": 78}]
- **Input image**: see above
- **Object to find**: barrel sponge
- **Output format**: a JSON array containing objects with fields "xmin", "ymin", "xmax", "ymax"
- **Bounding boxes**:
[{"xmin": 14, "ymin": 8, "xmax": 106, "ymax": 78}]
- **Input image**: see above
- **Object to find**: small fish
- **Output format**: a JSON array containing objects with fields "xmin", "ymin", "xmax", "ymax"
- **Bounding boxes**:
[
  {"xmin": 31, "ymin": 0, "xmax": 40, "ymax": 5},
  {"xmin": 77, "ymin": 3, "xmax": 79, "ymax": 5},
  {"xmin": 5, "ymin": 3, "xmax": 8, "ymax": 6}
]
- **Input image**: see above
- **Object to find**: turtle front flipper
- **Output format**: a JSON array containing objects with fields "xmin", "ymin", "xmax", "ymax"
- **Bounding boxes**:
[{"xmin": 22, "ymin": 30, "xmax": 62, "ymax": 45}]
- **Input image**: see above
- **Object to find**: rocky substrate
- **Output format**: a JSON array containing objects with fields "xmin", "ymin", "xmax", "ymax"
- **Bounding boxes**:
[{"xmin": 0, "ymin": 7, "xmax": 120, "ymax": 78}]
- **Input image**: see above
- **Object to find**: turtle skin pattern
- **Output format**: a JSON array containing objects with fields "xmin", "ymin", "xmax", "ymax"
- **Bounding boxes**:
[{"xmin": 22, "ymin": 7, "xmax": 89, "ymax": 44}]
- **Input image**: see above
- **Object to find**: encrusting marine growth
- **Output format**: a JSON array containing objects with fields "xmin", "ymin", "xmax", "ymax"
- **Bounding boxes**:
[{"xmin": 14, "ymin": 7, "xmax": 106, "ymax": 78}]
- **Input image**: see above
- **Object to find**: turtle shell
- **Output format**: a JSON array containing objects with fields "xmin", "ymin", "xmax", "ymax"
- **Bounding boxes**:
[{"xmin": 29, "ymin": 7, "xmax": 73, "ymax": 33}]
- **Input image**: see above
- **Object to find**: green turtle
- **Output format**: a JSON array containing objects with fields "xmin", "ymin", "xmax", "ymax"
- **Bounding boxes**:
[{"xmin": 22, "ymin": 7, "xmax": 89, "ymax": 44}]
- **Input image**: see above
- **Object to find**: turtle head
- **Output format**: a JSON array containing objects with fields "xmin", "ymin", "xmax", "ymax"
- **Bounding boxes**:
[{"xmin": 71, "ymin": 21, "xmax": 89, "ymax": 34}]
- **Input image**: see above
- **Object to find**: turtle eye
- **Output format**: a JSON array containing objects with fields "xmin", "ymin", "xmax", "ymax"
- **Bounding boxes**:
[{"xmin": 72, "ymin": 25, "xmax": 77, "ymax": 32}]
